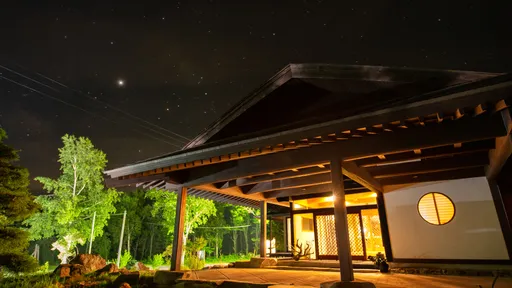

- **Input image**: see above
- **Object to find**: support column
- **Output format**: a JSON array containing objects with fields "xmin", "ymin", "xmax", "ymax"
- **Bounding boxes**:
[
  {"xmin": 170, "ymin": 186, "xmax": 187, "ymax": 271},
  {"xmin": 376, "ymin": 192, "xmax": 393, "ymax": 261},
  {"xmin": 283, "ymin": 218, "xmax": 287, "ymax": 252},
  {"xmin": 260, "ymin": 201, "xmax": 267, "ymax": 258},
  {"xmin": 330, "ymin": 158, "xmax": 354, "ymax": 282}
]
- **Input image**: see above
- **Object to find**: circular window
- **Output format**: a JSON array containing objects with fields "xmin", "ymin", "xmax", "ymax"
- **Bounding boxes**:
[{"xmin": 417, "ymin": 192, "xmax": 455, "ymax": 225}]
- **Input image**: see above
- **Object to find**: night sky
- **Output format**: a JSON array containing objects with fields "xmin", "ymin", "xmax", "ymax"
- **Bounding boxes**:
[{"xmin": 1, "ymin": 1, "xmax": 511, "ymax": 192}]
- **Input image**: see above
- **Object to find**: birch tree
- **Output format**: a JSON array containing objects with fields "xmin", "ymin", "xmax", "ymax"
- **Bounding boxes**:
[{"xmin": 25, "ymin": 135, "xmax": 119, "ymax": 263}]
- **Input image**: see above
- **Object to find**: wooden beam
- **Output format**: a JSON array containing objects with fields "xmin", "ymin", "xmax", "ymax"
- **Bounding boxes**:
[
  {"xmin": 368, "ymin": 152, "xmax": 489, "ymax": 178},
  {"xmin": 354, "ymin": 139, "xmax": 495, "ymax": 167},
  {"xmin": 330, "ymin": 158, "xmax": 354, "ymax": 282},
  {"xmin": 342, "ymin": 161, "xmax": 383, "ymax": 192},
  {"xmin": 487, "ymin": 108, "xmax": 512, "ymax": 180},
  {"xmin": 264, "ymin": 181, "xmax": 365, "ymax": 199},
  {"xmin": 183, "ymin": 114, "xmax": 506, "ymax": 188},
  {"xmin": 260, "ymin": 201, "xmax": 267, "ymax": 258},
  {"xmin": 222, "ymin": 165, "xmax": 331, "ymax": 188},
  {"xmin": 243, "ymin": 173, "xmax": 334, "ymax": 194},
  {"xmin": 105, "ymin": 174, "xmax": 170, "ymax": 188},
  {"xmin": 380, "ymin": 167, "xmax": 485, "ymax": 186},
  {"xmin": 193, "ymin": 184, "xmax": 287, "ymax": 207},
  {"xmin": 170, "ymin": 186, "xmax": 187, "ymax": 271}
]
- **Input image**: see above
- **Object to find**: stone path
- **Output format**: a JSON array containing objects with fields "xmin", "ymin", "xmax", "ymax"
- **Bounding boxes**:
[{"xmin": 185, "ymin": 268, "xmax": 512, "ymax": 288}]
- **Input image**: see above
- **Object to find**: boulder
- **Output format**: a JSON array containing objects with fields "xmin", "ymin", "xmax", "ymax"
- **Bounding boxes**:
[
  {"xmin": 154, "ymin": 270, "xmax": 185, "ymax": 285},
  {"xmin": 112, "ymin": 271, "xmax": 140, "ymax": 288},
  {"xmin": 135, "ymin": 262, "xmax": 149, "ymax": 271},
  {"xmin": 70, "ymin": 254, "xmax": 106, "ymax": 273},
  {"xmin": 94, "ymin": 263, "xmax": 119, "ymax": 275},
  {"xmin": 249, "ymin": 257, "xmax": 278, "ymax": 268},
  {"xmin": 53, "ymin": 264, "xmax": 86, "ymax": 279},
  {"xmin": 118, "ymin": 283, "xmax": 131, "ymax": 288}
]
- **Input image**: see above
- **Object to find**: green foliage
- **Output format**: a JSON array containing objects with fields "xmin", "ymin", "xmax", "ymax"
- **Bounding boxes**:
[
  {"xmin": 146, "ymin": 189, "xmax": 216, "ymax": 249},
  {"xmin": 119, "ymin": 250, "xmax": 132, "ymax": 268},
  {"xmin": 184, "ymin": 255, "xmax": 205, "ymax": 270},
  {"xmin": 25, "ymin": 135, "xmax": 119, "ymax": 263},
  {"xmin": 149, "ymin": 253, "xmax": 165, "ymax": 269},
  {"xmin": 162, "ymin": 244, "xmax": 173, "ymax": 264},
  {"xmin": 204, "ymin": 253, "xmax": 252, "ymax": 264},
  {"xmin": 186, "ymin": 237, "xmax": 207, "ymax": 256},
  {"xmin": 0, "ymin": 128, "xmax": 39, "ymax": 273},
  {"xmin": 39, "ymin": 261, "xmax": 49, "ymax": 273},
  {"xmin": 0, "ymin": 273, "xmax": 60, "ymax": 288}
]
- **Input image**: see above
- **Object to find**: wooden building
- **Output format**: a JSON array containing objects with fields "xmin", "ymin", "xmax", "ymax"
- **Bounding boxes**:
[{"xmin": 105, "ymin": 64, "xmax": 512, "ymax": 282}]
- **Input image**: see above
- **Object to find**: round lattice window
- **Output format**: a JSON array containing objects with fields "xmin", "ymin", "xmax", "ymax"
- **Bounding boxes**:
[{"xmin": 417, "ymin": 192, "xmax": 455, "ymax": 225}]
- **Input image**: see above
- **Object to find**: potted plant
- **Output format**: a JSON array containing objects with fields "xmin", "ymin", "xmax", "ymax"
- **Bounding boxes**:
[{"xmin": 368, "ymin": 252, "xmax": 389, "ymax": 273}]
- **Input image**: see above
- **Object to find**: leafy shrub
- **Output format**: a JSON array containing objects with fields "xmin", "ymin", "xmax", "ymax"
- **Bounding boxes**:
[
  {"xmin": 119, "ymin": 250, "xmax": 132, "ymax": 268},
  {"xmin": 39, "ymin": 261, "xmax": 49, "ymax": 273},
  {"xmin": 162, "ymin": 244, "xmax": 173, "ymax": 264},
  {"xmin": 150, "ymin": 253, "xmax": 165, "ymax": 269},
  {"xmin": 185, "ymin": 255, "xmax": 205, "ymax": 270},
  {"xmin": 0, "ymin": 253, "xmax": 39, "ymax": 273}
]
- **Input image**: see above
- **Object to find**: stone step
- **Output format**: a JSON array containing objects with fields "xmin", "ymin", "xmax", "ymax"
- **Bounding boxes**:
[{"xmin": 266, "ymin": 266, "xmax": 380, "ymax": 273}]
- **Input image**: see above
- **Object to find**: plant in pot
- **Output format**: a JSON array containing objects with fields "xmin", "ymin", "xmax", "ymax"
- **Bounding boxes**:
[{"xmin": 368, "ymin": 252, "xmax": 389, "ymax": 273}]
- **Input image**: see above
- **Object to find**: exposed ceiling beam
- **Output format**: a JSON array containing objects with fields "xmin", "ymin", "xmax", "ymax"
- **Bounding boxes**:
[
  {"xmin": 380, "ymin": 166, "xmax": 485, "ymax": 186},
  {"xmin": 105, "ymin": 173, "xmax": 170, "ymax": 188},
  {"xmin": 214, "ymin": 165, "xmax": 331, "ymax": 189},
  {"xmin": 487, "ymin": 108, "xmax": 512, "ymax": 180},
  {"xmin": 342, "ymin": 161, "xmax": 383, "ymax": 193},
  {"xmin": 368, "ymin": 152, "xmax": 489, "ymax": 178},
  {"xmin": 183, "ymin": 113, "xmax": 506, "ymax": 188},
  {"xmin": 264, "ymin": 181, "xmax": 366, "ymax": 199},
  {"xmin": 242, "ymin": 173, "xmax": 337, "ymax": 195},
  {"xmin": 353, "ymin": 139, "xmax": 495, "ymax": 167}
]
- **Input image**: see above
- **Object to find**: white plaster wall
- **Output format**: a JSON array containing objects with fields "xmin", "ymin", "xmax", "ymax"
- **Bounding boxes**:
[{"xmin": 384, "ymin": 177, "xmax": 509, "ymax": 260}]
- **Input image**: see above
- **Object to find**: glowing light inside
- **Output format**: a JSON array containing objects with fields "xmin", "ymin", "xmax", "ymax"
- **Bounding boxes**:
[
  {"xmin": 371, "ymin": 193, "xmax": 378, "ymax": 197},
  {"xmin": 117, "ymin": 79, "xmax": 125, "ymax": 86}
]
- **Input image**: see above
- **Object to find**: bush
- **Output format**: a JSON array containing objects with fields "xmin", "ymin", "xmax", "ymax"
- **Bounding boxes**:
[
  {"xmin": 185, "ymin": 255, "xmax": 205, "ymax": 270},
  {"xmin": 39, "ymin": 261, "xmax": 49, "ymax": 273},
  {"xmin": 149, "ymin": 253, "xmax": 165, "ymax": 269},
  {"xmin": 119, "ymin": 250, "xmax": 132, "ymax": 269},
  {"xmin": 0, "ymin": 253, "xmax": 39, "ymax": 273},
  {"xmin": 162, "ymin": 244, "xmax": 172, "ymax": 264}
]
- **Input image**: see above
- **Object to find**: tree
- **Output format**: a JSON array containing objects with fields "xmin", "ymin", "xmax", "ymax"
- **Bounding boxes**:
[
  {"xmin": 0, "ymin": 128, "xmax": 40, "ymax": 272},
  {"xmin": 25, "ymin": 135, "xmax": 119, "ymax": 263},
  {"xmin": 229, "ymin": 205, "xmax": 253, "ymax": 255},
  {"xmin": 146, "ymin": 189, "xmax": 216, "ymax": 262}
]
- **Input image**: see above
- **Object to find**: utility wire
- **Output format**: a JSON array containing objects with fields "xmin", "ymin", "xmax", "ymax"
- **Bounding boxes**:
[
  {"xmin": 0, "ymin": 64, "xmax": 191, "ymax": 144},
  {"xmin": 0, "ymin": 75, "xmax": 183, "ymax": 148}
]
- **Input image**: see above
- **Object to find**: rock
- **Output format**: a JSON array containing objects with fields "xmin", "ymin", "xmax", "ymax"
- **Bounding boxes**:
[
  {"xmin": 321, "ymin": 281, "xmax": 376, "ymax": 288},
  {"xmin": 94, "ymin": 263, "xmax": 119, "ymax": 275},
  {"xmin": 227, "ymin": 262, "xmax": 235, "ymax": 268},
  {"xmin": 154, "ymin": 270, "xmax": 185, "ymax": 285},
  {"xmin": 135, "ymin": 262, "xmax": 149, "ymax": 271},
  {"xmin": 70, "ymin": 254, "xmax": 106, "ymax": 273},
  {"xmin": 53, "ymin": 264, "xmax": 86, "ymax": 278},
  {"xmin": 118, "ymin": 283, "xmax": 131, "ymax": 288},
  {"xmin": 112, "ymin": 271, "xmax": 139, "ymax": 288},
  {"xmin": 233, "ymin": 261, "xmax": 251, "ymax": 268},
  {"xmin": 249, "ymin": 257, "xmax": 278, "ymax": 268}
]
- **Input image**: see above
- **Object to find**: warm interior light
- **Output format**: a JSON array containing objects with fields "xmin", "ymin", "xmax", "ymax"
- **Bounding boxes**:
[
  {"xmin": 345, "ymin": 201, "xmax": 350, "ymax": 206},
  {"xmin": 324, "ymin": 196, "xmax": 334, "ymax": 202},
  {"xmin": 371, "ymin": 193, "xmax": 378, "ymax": 197},
  {"xmin": 293, "ymin": 204, "xmax": 302, "ymax": 209}
]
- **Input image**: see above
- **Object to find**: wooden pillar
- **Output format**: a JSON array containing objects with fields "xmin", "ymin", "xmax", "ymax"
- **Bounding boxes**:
[
  {"xmin": 330, "ymin": 158, "xmax": 354, "ymax": 282},
  {"xmin": 376, "ymin": 192, "xmax": 393, "ymax": 261},
  {"xmin": 170, "ymin": 186, "xmax": 187, "ymax": 271},
  {"xmin": 260, "ymin": 201, "xmax": 267, "ymax": 258},
  {"xmin": 289, "ymin": 202, "xmax": 294, "ymax": 250},
  {"xmin": 283, "ymin": 217, "xmax": 287, "ymax": 252}
]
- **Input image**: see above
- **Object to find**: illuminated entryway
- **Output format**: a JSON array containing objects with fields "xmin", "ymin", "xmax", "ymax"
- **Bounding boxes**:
[{"xmin": 289, "ymin": 192, "xmax": 386, "ymax": 260}]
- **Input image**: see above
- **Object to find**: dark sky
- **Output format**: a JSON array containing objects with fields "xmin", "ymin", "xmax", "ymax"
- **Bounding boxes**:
[{"xmin": 1, "ymin": 1, "xmax": 511, "ymax": 192}]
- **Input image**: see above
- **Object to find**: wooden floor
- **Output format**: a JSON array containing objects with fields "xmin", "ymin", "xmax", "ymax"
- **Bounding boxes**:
[{"xmin": 184, "ymin": 268, "xmax": 512, "ymax": 288}]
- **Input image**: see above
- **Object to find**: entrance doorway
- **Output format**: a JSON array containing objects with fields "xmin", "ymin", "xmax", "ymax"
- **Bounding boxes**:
[{"xmin": 294, "ymin": 207, "xmax": 385, "ymax": 260}]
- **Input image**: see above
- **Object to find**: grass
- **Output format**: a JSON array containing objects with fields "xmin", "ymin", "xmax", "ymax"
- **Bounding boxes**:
[
  {"xmin": 0, "ymin": 273, "xmax": 61, "ymax": 288},
  {"xmin": 204, "ymin": 253, "xmax": 252, "ymax": 265}
]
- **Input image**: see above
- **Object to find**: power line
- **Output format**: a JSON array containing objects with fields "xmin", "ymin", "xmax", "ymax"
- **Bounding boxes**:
[
  {"xmin": 0, "ymin": 75, "xmax": 183, "ymax": 148},
  {"xmin": 0, "ymin": 64, "xmax": 191, "ymax": 144}
]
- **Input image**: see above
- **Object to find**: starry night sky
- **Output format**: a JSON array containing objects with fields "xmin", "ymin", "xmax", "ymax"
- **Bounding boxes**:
[{"xmin": 0, "ymin": 1, "xmax": 511, "ymax": 192}]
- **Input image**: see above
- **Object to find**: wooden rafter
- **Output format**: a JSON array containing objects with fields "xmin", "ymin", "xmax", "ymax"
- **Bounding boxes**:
[
  {"xmin": 380, "ymin": 167, "xmax": 485, "ymax": 186},
  {"xmin": 487, "ymin": 108, "xmax": 512, "ymax": 180}
]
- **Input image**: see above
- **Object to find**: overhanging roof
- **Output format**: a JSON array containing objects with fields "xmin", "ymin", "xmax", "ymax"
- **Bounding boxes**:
[{"xmin": 104, "ymin": 63, "xmax": 512, "ymax": 207}]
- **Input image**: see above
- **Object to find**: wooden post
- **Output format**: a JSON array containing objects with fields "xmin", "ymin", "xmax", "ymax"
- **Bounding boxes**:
[
  {"xmin": 283, "ymin": 218, "xmax": 287, "ymax": 252},
  {"xmin": 170, "ymin": 186, "xmax": 187, "ymax": 271},
  {"xmin": 260, "ymin": 201, "xmax": 267, "ymax": 258},
  {"xmin": 289, "ymin": 202, "xmax": 294, "ymax": 251},
  {"xmin": 330, "ymin": 158, "xmax": 354, "ymax": 282}
]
